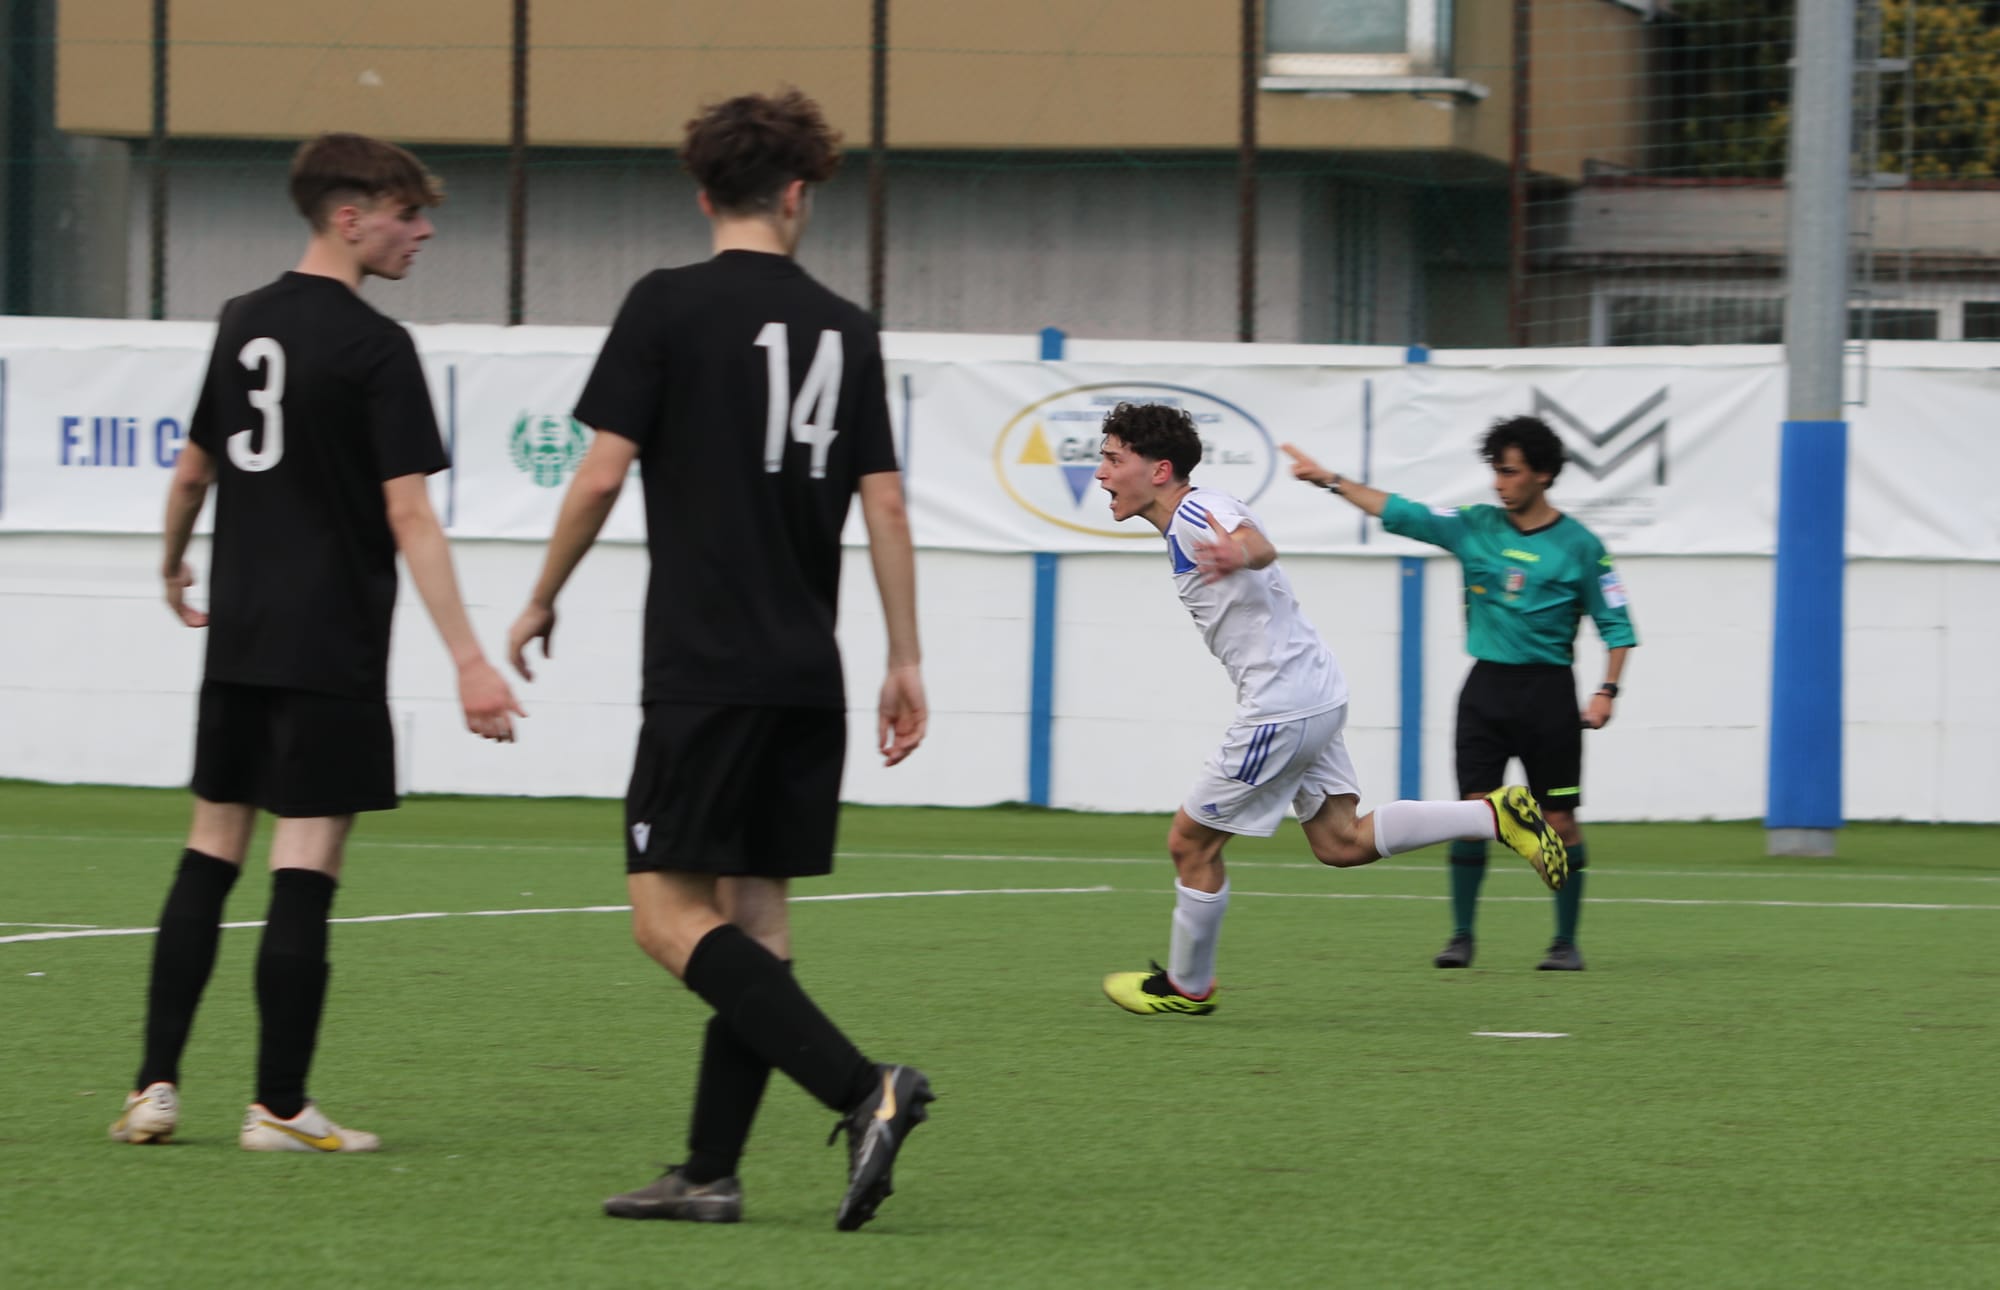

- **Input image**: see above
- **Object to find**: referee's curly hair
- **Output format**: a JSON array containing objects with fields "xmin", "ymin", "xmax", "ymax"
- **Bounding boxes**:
[
  {"xmin": 1100, "ymin": 402, "xmax": 1203, "ymax": 481},
  {"xmin": 1481, "ymin": 415, "xmax": 1566, "ymax": 482}
]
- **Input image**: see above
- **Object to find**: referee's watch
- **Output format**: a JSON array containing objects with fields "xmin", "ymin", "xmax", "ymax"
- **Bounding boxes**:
[
  {"xmin": 1597, "ymin": 683, "xmax": 1620, "ymax": 699},
  {"xmin": 1323, "ymin": 474, "xmax": 1345, "ymax": 496}
]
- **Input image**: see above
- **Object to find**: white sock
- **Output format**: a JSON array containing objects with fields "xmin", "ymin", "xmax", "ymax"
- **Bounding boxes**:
[
  {"xmin": 1167, "ymin": 879, "xmax": 1229, "ymax": 998},
  {"xmin": 1372, "ymin": 799, "xmax": 1495, "ymax": 858}
]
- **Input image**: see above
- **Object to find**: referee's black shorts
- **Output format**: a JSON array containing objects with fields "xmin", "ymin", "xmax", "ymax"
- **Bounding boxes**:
[
  {"xmin": 191, "ymin": 679, "xmax": 398, "ymax": 817},
  {"xmin": 1453, "ymin": 660, "xmax": 1584, "ymax": 812},
  {"xmin": 624, "ymin": 702, "xmax": 846, "ymax": 878}
]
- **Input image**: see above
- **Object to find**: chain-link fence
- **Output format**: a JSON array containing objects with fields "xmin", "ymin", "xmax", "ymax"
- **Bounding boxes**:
[{"xmin": 3, "ymin": 2, "xmax": 1994, "ymax": 347}]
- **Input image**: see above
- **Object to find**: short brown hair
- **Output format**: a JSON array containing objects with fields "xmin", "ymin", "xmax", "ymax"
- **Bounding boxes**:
[
  {"xmin": 681, "ymin": 89, "xmax": 842, "ymax": 214},
  {"xmin": 289, "ymin": 133, "xmax": 443, "ymax": 230}
]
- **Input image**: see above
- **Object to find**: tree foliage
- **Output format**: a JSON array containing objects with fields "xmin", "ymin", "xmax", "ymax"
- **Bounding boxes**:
[{"xmin": 1663, "ymin": 0, "xmax": 2000, "ymax": 181}]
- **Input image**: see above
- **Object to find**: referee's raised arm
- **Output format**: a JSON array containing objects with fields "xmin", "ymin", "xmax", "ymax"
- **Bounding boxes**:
[{"xmin": 1281, "ymin": 442, "xmax": 1390, "ymax": 516}]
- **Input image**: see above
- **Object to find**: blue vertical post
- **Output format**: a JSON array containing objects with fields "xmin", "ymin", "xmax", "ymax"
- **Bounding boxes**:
[
  {"xmin": 1765, "ymin": 421, "xmax": 1845, "ymax": 838},
  {"xmin": 1398, "ymin": 557, "xmax": 1425, "ymax": 800},
  {"xmin": 1766, "ymin": 0, "xmax": 1852, "ymax": 856},
  {"xmin": 1027, "ymin": 327, "xmax": 1066, "ymax": 806},
  {"xmin": 1395, "ymin": 343, "xmax": 1431, "ymax": 801}
]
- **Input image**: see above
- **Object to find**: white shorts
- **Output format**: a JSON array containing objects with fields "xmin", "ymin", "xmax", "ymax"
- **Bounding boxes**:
[{"xmin": 1182, "ymin": 705, "xmax": 1362, "ymax": 838}]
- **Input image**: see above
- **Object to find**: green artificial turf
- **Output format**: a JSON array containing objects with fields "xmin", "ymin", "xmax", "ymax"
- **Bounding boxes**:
[{"xmin": 2, "ymin": 782, "xmax": 1996, "ymax": 1288}]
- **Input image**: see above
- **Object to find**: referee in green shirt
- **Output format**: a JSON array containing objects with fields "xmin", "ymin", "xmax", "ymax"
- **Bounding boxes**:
[{"xmin": 1284, "ymin": 416, "xmax": 1638, "ymax": 970}]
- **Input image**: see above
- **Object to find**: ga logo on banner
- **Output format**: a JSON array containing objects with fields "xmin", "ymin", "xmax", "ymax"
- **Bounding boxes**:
[{"xmin": 992, "ymin": 382, "xmax": 1275, "ymax": 538}]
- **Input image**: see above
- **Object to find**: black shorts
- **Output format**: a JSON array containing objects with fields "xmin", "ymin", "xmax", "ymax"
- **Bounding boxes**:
[
  {"xmin": 624, "ymin": 702, "xmax": 846, "ymax": 877},
  {"xmin": 191, "ymin": 680, "xmax": 397, "ymax": 817},
  {"xmin": 1454, "ymin": 661, "xmax": 1584, "ymax": 812}
]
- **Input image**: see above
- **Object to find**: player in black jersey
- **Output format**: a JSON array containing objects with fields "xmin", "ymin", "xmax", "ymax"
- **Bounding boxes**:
[
  {"xmin": 507, "ymin": 90, "xmax": 931, "ymax": 1231},
  {"xmin": 110, "ymin": 134, "xmax": 523, "ymax": 1155}
]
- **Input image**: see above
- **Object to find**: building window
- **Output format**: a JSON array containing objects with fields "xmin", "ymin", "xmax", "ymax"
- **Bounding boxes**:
[
  {"xmin": 1594, "ymin": 283, "xmax": 1996, "ymax": 345},
  {"xmin": 1266, "ymin": 0, "xmax": 1452, "ymax": 78},
  {"xmin": 1958, "ymin": 301, "xmax": 2000, "ymax": 340}
]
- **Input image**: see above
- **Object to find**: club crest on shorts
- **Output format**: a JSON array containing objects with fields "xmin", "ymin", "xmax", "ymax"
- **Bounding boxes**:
[{"xmin": 630, "ymin": 822, "xmax": 651, "ymax": 854}]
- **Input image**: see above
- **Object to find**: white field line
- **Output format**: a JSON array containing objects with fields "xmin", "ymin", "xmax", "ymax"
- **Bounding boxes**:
[
  {"xmin": 2, "ymin": 831, "xmax": 1997, "ymax": 887},
  {"xmin": 0, "ymin": 886, "xmax": 1115, "ymax": 946},
  {"xmin": 7, "ymin": 882, "xmax": 2000, "ymax": 949},
  {"xmin": 0, "ymin": 922, "xmax": 99, "ymax": 929}
]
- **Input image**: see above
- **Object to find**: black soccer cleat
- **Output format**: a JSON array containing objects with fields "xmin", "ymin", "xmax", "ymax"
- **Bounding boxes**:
[
  {"xmin": 1433, "ymin": 933, "xmax": 1475, "ymax": 969},
  {"xmin": 603, "ymin": 1167, "xmax": 743, "ymax": 1222},
  {"xmin": 1537, "ymin": 941, "xmax": 1586, "ymax": 972},
  {"xmin": 829, "ymin": 1063, "xmax": 934, "ymax": 1232}
]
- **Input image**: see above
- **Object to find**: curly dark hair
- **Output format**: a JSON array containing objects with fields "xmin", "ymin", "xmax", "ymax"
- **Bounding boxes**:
[
  {"xmin": 1101, "ymin": 402, "xmax": 1202, "ymax": 481},
  {"xmin": 1481, "ymin": 415, "xmax": 1565, "ymax": 482},
  {"xmin": 681, "ymin": 89, "xmax": 843, "ymax": 214}
]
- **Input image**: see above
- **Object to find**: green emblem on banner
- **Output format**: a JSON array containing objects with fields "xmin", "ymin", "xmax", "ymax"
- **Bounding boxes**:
[{"xmin": 510, "ymin": 413, "xmax": 587, "ymax": 488}]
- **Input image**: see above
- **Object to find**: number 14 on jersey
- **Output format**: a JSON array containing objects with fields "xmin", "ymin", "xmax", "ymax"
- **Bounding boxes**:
[{"xmin": 754, "ymin": 322, "xmax": 843, "ymax": 478}]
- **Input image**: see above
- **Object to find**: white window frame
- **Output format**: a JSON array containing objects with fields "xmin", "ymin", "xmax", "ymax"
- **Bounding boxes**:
[{"xmin": 1265, "ymin": 0, "xmax": 1454, "ymax": 80}]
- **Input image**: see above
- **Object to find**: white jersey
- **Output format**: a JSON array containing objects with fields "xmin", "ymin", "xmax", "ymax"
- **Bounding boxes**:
[{"xmin": 1165, "ymin": 487, "xmax": 1347, "ymax": 721}]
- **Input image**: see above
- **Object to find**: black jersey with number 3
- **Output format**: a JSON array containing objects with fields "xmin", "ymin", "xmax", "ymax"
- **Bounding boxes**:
[
  {"xmin": 188, "ymin": 272, "xmax": 449, "ymax": 699},
  {"xmin": 574, "ymin": 251, "xmax": 900, "ymax": 709}
]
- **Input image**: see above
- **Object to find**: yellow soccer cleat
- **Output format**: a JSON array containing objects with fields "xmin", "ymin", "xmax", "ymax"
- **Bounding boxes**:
[
  {"xmin": 109, "ymin": 1081, "xmax": 179, "ymax": 1144},
  {"xmin": 1488, "ymin": 786, "xmax": 1568, "ymax": 891},
  {"xmin": 1102, "ymin": 961, "xmax": 1217, "ymax": 1016}
]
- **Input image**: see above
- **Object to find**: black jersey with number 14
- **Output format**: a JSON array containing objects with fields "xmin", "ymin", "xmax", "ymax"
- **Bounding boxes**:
[
  {"xmin": 187, "ymin": 272, "xmax": 449, "ymax": 700},
  {"xmin": 575, "ymin": 250, "xmax": 900, "ymax": 710}
]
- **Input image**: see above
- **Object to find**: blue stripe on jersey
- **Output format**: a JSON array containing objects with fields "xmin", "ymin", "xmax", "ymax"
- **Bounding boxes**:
[
  {"xmin": 1167, "ymin": 533, "xmax": 1197, "ymax": 574},
  {"xmin": 1177, "ymin": 502, "xmax": 1211, "ymax": 530}
]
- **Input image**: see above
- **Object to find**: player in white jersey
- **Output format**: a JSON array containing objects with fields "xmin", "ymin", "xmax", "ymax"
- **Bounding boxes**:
[{"xmin": 1091, "ymin": 403, "xmax": 1568, "ymax": 1015}]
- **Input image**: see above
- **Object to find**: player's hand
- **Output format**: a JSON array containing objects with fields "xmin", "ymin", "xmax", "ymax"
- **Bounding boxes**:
[
  {"xmin": 877, "ymin": 664, "xmax": 928, "ymax": 767},
  {"xmin": 163, "ymin": 562, "xmax": 208, "ymax": 628},
  {"xmin": 1582, "ymin": 692, "xmax": 1614, "ymax": 730},
  {"xmin": 1192, "ymin": 533, "xmax": 1247, "ymax": 584},
  {"xmin": 507, "ymin": 602, "xmax": 555, "ymax": 681},
  {"xmin": 1281, "ymin": 443, "xmax": 1337, "ymax": 488},
  {"xmin": 459, "ymin": 657, "xmax": 526, "ymax": 742}
]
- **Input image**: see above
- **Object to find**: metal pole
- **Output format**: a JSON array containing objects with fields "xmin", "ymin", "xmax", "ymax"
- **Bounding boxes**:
[
  {"xmin": 1237, "ymin": 0, "xmax": 1256, "ymax": 342},
  {"xmin": 506, "ymin": 0, "xmax": 527, "ymax": 325},
  {"xmin": 1507, "ymin": 0, "xmax": 1530, "ymax": 347},
  {"xmin": 149, "ymin": 0, "xmax": 168, "ymax": 320},
  {"xmin": 867, "ymin": 0, "xmax": 887, "ymax": 321},
  {"xmin": 1767, "ymin": 0, "xmax": 1855, "ymax": 857}
]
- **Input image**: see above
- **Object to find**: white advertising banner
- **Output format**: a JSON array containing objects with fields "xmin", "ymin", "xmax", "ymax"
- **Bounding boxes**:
[{"xmin": 0, "ymin": 319, "xmax": 1993, "ymax": 560}]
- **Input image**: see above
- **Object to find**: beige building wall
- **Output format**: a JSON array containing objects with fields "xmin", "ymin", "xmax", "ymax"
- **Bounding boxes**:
[{"xmin": 54, "ymin": 0, "xmax": 1558, "ymax": 165}]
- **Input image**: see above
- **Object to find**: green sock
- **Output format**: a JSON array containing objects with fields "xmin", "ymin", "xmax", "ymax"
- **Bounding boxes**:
[
  {"xmin": 1447, "ymin": 840, "xmax": 1488, "ymax": 936},
  {"xmin": 1554, "ymin": 845, "xmax": 1587, "ymax": 944}
]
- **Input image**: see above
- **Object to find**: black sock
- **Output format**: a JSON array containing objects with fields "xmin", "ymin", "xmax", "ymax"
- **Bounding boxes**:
[
  {"xmin": 681, "ymin": 962, "xmax": 787, "ymax": 1184},
  {"xmin": 683, "ymin": 925, "xmax": 876, "ymax": 1114},
  {"xmin": 254, "ymin": 868, "xmax": 337, "ymax": 1121},
  {"xmin": 135, "ymin": 849, "xmax": 242, "ymax": 1089}
]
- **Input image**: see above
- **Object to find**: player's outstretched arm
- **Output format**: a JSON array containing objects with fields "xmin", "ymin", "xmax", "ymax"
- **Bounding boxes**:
[
  {"xmin": 160, "ymin": 441, "xmax": 217, "ymax": 627},
  {"xmin": 859, "ymin": 470, "xmax": 926, "ymax": 767},
  {"xmin": 383, "ymin": 473, "xmax": 524, "ymax": 743},
  {"xmin": 1281, "ymin": 442, "xmax": 1390, "ymax": 517},
  {"xmin": 507, "ymin": 430, "xmax": 636, "ymax": 680}
]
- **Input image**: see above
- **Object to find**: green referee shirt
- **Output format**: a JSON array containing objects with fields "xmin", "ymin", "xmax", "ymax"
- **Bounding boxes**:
[{"xmin": 1380, "ymin": 495, "xmax": 1639, "ymax": 666}]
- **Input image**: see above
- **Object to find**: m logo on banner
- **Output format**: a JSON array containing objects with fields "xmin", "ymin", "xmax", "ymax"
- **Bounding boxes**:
[{"xmin": 1532, "ymin": 387, "xmax": 1669, "ymax": 485}]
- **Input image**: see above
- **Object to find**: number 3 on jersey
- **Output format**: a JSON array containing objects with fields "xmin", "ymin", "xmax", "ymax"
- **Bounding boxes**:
[
  {"xmin": 754, "ymin": 322, "xmax": 842, "ymax": 478},
  {"xmin": 229, "ymin": 336, "xmax": 286, "ymax": 472}
]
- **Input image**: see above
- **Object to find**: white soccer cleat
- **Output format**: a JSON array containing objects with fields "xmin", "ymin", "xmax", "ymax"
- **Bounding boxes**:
[
  {"xmin": 109, "ymin": 1081, "xmax": 180, "ymax": 1144},
  {"xmin": 239, "ymin": 1101, "xmax": 381, "ymax": 1154}
]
